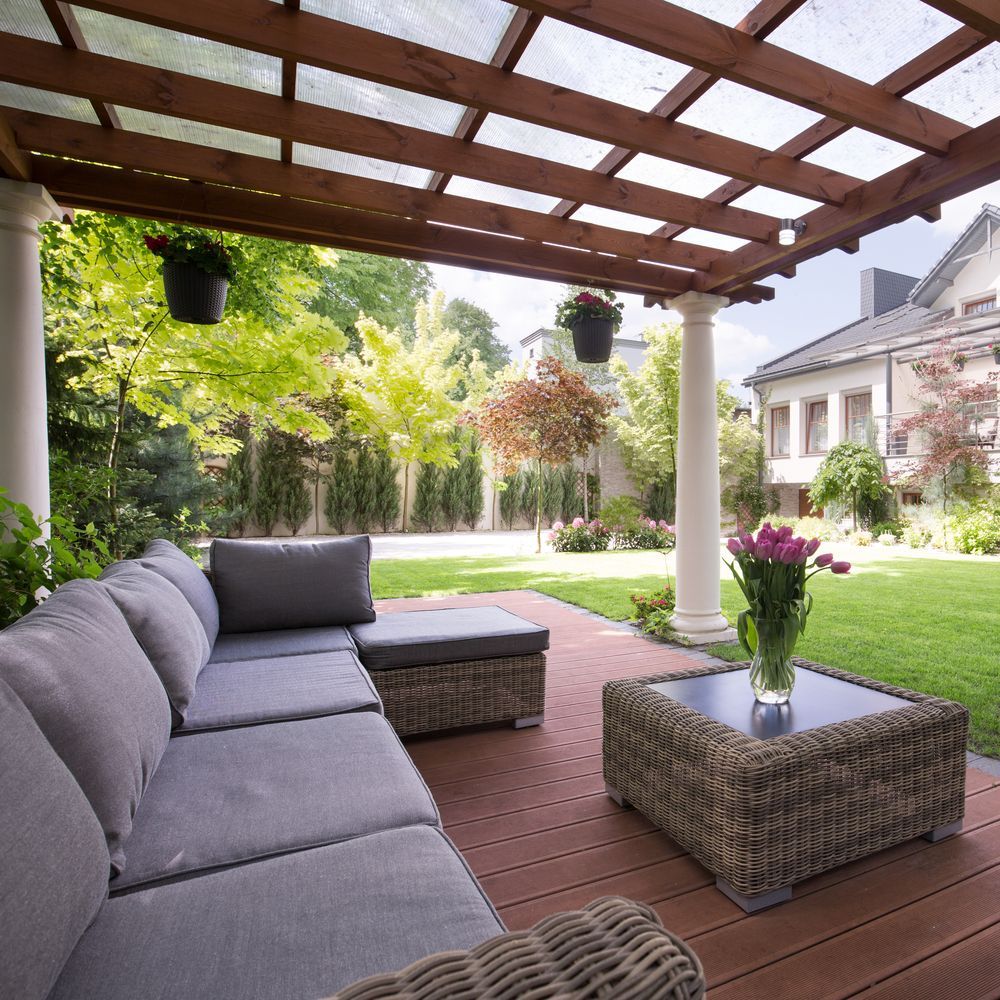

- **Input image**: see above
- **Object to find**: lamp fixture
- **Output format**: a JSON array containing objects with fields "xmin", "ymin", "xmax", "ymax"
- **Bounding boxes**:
[{"xmin": 778, "ymin": 218, "xmax": 807, "ymax": 246}]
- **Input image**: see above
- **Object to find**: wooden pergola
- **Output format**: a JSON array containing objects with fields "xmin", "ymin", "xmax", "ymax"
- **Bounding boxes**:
[{"xmin": 1, "ymin": 0, "xmax": 998, "ymax": 305}]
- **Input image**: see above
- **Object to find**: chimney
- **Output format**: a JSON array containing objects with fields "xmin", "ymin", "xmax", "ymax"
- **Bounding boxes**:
[{"xmin": 859, "ymin": 268, "xmax": 919, "ymax": 319}]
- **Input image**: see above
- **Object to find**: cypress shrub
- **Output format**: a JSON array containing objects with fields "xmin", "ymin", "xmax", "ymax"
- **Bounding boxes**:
[
  {"xmin": 460, "ymin": 437, "xmax": 485, "ymax": 530},
  {"xmin": 281, "ymin": 453, "xmax": 312, "ymax": 536},
  {"xmin": 220, "ymin": 421, "xmax": 254, "ymax": 536},
  {"xmin": 372, "ymin": 449, "xmax": 401, "ymax": 532},
  {"xmin": 252, "ymin": 432, "xmax": 285, "ymax": 536},
  {"xmin": 411, "ymin": 462, "xmax": 442, "ymax": 532},
  {"xmin": 541, "ymin": 466, "xmax": 562, "ymax": 525},
  {"xmin": 519, "ymin": 465, "xmax": 538, "ymax": 525},
  {"xmin": 440, "ymin": 453, "xmax": 464, "ymax": 532},
  {"xmin": 498, "ymin": 471, "xmax": 522, "ymax": 530},
  {"xmin": 645, "ymin": 476, "xmax": 675, "ymax": 523},
  {"xmin": 352, "ymin": 445, "xmax": 378, "ymax": 534},
  {"xmin": 324, "ymin": 450, "xmax": 355, "ymax": 534},
  {"xmin": 559, "ymin": 463, "xmax": 579, "ymax": 522}
]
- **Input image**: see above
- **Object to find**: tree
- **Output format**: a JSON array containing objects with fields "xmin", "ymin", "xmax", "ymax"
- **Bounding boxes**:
[
  {"xmin": 411, "ymin": 463, "xmax": 442, "ymax": 532},
  {"xmin": 808, "ymin": 442, "xmax": 888, "ymax": 530},
  {"xmin": 498, "ymin": 471, "xmax": 523, "ymax": 530},
  {"xmin": 460, "ymin": 435, "xmax": 485, "ymax": 530},
  {"xmin": 219, "ymin": 421, "xmax": 254, "ymax": 536},
  {"xmin": 352, "ymin": 444, "xmax": 379, "ymax": 534},
  {"xmin": 324, "ymin": 451, "xmax": 355, "ymax": 534},
  {"xmin": 439, "ymin": 430, "xmax": 465, "ymax": 531},
  {"xmin": 468, "ymin": 357, "xmax": 613, "ymax": 552},
  {"xmin": 281, "ymin": 462, "xmax": 312, "ymax": 536},
  {"xmin": 253, "ymin": 432, "xmax": 286, "ymax": 535},
  {"xmin": 442, "ymin": 298, "xmax": 511, "ymax": 391},
  {"xmin": 372, "ymin": 450, "xmax": 401, "ymax": 532}
]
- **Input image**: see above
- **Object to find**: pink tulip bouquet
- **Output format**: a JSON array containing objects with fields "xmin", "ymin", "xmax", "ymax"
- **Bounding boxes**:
[{"xmin": 725, "ymin": 523, "xmax": 850, "ymax": 703}]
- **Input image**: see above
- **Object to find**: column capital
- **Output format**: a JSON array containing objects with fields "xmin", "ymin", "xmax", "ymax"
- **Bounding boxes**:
[
  {"xmin": 668, "ymin": 290, "xmax": 730, "ymax": 320},
  {"xmin": 0, "ymin": 179, "xmax": 64, "ymax": 240}
]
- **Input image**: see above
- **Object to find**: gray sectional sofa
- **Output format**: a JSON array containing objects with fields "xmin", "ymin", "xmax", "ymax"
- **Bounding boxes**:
[{"xmin": 0, "ymin": 536, "xmax": 705, "ymax": 999}]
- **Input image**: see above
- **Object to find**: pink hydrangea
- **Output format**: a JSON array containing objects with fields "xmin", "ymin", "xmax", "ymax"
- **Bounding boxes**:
[
  {"xmin": 572, "ymin": 517, "xmax": 585, "ymax": 528},
  {"xmin": 552, "ymin": 521, "xmax": 564, "ymax": 531},
  {"xmin": 546, "ymin": 531, "xmax": 555, "ymax": 542}
]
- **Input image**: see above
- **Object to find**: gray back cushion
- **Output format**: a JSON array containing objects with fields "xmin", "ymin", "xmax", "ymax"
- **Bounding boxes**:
[
  {"xmin": 100, "ymin": 562, "xmax": 211, "ymax": 726},
  {"xmin": 211, "ymin": 537, "xmax": 376, "ymax": 634},
  {"xmin": 137, "ymin": 539, "xmax": 220, "ymax": 648},
  {"xmin": 0, "ymin": 580, "xmax": 172, "ymax": 875},
  {"xmin": 0, "ymin": 677, "xmax": 110, "ymax": 1000}
]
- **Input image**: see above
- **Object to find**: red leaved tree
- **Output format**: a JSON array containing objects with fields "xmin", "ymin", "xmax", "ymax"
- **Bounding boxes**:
[
  {"xmin": 896, "ymin": 339, "xmax": 998, "ymax": 512},
  {"xmin": 467, "ymin": 357, "xmax": 614, "ymax": 552}
]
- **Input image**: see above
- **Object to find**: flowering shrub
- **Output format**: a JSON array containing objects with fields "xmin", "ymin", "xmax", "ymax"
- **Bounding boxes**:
[
  {"xmin": 903, "ymin": 524, "xmax": 933, "ymax": 549},
  {"xmin": 554, "ymin": 288, "xmax": 624, "ymax": 329},
  {"xmin": 145, "ymin": 230, "xmax": 241, "ymax": 280},
  {"xmin": 877, "ymin": 532, "xmax": 896, "ymax": 546},
  {"xmin": 612, "ymin": 517, "xmax": 675, "ymax": 550},
  {"xmin": 853, "ymin": 530, "xmax": 873, "ymax": 546},
  {"xmin": 946, "ymin": 502, "xmax": 1000, "ymax": 555},
  {"xmin": 630, "ymin": 585, "xmax": 675, "ymax": 622},
  {"xmin": 549, "ymin": 518, "xmax": 610, "ymax": 552},
  {"xmin": 870, "ymin": 520, "xmax": 905, "ymax": 540}
]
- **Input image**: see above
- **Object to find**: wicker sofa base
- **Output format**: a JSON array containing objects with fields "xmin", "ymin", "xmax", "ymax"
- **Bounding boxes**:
[
  {"xmin": 603, "ymin": 659, "xmax": 968, "ymax": 906},
  {"xmin": 370, "ymin": 653, "xmax": 546, "ymax": 736}
]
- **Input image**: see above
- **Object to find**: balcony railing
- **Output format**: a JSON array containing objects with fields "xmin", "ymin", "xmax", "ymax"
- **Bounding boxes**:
[{"xmin": 870, "ymin": 401, "xmax": 999, "ymax": 458}]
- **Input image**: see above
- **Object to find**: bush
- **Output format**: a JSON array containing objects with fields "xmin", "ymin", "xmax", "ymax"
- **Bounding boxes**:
[
  {"xmin": 353, "ymin": 446, "xmax": 379, "ymax": 534},
  {"xmin": 877, "ymin": 532, "xmax": 896, "ymax": 546},
  {"xmin": 629, "ymin": 585, "xmax": 676, "ymax": 638},
  {"xmin": 793, "ymin": 516, "xmax": 843, "ymax": 542},
  {"xmin": 372, "ymin": 450, "xmax": 401, "ymax": 532},
  {"xmin": 498, "ymin": 471, "xmax": 523, "ymax": 530},
  {"xmin": 611, "ymin": 517, "xmax": 676, "ymax": 551},
  {"xmin": 870, "ymin": 520, "xmax": 905, "ymax": 540},
  {"xmin": 324, "ymin": 451, "xmax": 355, "ymax": 534},
  {"xmin": 411, "ymin": 462, "xmax": 442, "ymax": 532},
  {"xmin": 459, "ymin": 439, "xmax": 485, "ymax": 530},
  {"xmin": 903, "ymin": 524, "xmax": 933, "ymax": 549},
  {"xmin": 853, "ymin": 530, "xmax": 873, "ymax": 546},
  {"xmin": 947, "ymin": 503, "xmax": 1000, "ymax": 555},
  {"xmin": 549, "ymin": 518, "xmax": 610, "ymax": 552},
  {"xmin": 598, "ymin": 495, "xmax": 644, "ymax": 530}
]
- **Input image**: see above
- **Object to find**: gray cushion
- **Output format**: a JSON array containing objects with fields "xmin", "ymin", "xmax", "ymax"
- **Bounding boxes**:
[
  {"xmin": 115, "ymin": 712, "xmax": 438, "ymax": 890},
  {"xmin": 137, "ymin": 539, "xmax": 220, "ymax": 648},
  {"xmin": 0, "ymin": 580, "xmax": 172, "ymax": 875},
  {"xmin": 211, "ymin": 536, "xmax": 375, "ymax": 634},
  {"xmin": 350, "ymin": 607, "xmax": 550, "ymax": 670},
  {"xmin": 52, "ymin": 826, "xmax": 504, "ymax": 1000},
  {"xmin": 209, "ymin": 625, "xmax": 357, "ymax": 664},
  {"xmin": 178, "ymin": 650, "xmax": 381, "ymax": 732},
  {"xmin": 0, "ymin": 678, "xmax": 110, "ymax": 1000},
  {"xmin": 100, "ymin": 562, "xmax": 211, "ymax": 726}
]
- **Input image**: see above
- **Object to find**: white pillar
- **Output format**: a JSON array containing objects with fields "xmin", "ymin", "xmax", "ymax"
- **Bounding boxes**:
[
  {"xmin": 0, "ymin": 180, "xmax": 63, "ymax": 523},
  {"xmin": 668, "ymin": 291, "xmax": 735, "ymax": 643}
]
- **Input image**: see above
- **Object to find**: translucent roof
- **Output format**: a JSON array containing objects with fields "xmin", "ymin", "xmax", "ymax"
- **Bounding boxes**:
[
  {"xmin": 72, "ymin": 7, "xmax": 281, "ymax": 94},
  {"xmin": 0, "ymin": 83, "xmax": 100, "ymax": 125},
  {"xmin": 0, "ymin": 0, "xmax": 59, "ymax": 44},
  {"xmin": 570, "ymin": 205, "xmax": 669, "ymax": 236},
  {"xmin": 299, "ymin": 0, "xmax": 517, "ymax": 62},
  {"xmin": 293, "ymin": 144, "xmax": 434, "ymax": 189},
  {"xmin": 296, "ymin": 65, "xmax": 467, "ymax": 136},
  {"xmin": 729, "ymin": 187, "xmax": 824, "ymax": 219},
  {"xmin": 909, "ymin": 44, "xmax": 1000, "ymax": 129},
  {"xmin": 116, "ymin": 108, "xmax": 280, "ymax": 159},
  {"xmin": 766, "ymin": 0, "xmax": 961, "ymax": 85},
  {"xmin": 670, "ymin": 1, "xmax": 760, "ymax": 26},
  {"xmin": 804, "ymin": 128, "xmax": 922, "ymax": 181},
  {"xmin": 474, "ymin": 114, "xmax": 614, "ymax": 171},
  {"xmin": 445, "ymin": 176, "xmax": 561, "ymax": 214},
  {"xmin": 674, "ymin": 230, "xmax": 750, "ymax": 252},
  {"xmin": 616, "ymin": 155, "xmax": 730, "ymax": 199}
]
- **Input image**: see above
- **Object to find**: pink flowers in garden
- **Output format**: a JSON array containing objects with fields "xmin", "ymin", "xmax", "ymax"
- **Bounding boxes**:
[
  {"xmin": 572, "ymin": 517, "xmax": 586, "ymax": 528},
  {"xmin": 727, "ymin": 523, "xmax": 851, "ymax": 574}
]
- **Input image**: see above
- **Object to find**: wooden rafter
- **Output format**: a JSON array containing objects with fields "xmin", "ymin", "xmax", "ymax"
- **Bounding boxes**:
[
  {"xmin": 279, "ymin": 0, "xmax": 299, "ymax": 164},
  {"xmin": 65, "ymin": 0, "xmax": 860, "ymax": 205},
  {"xmin": 920, "ymin": 1, "xmax": 1000, "ymax": 41},
  {"xmin": 0, "ymin": 32, "xmax": 780, "ymax": 242},
  {"xmin": 0, "ymin": 111, "xmax": 31, "ymax": 181},
  {"xmin": 512, "ymin": 0, "xmax": 968, "ymax": 155},
  {"xmin": 3, "ymin": 109, "xmax": 723, "ymax": 271}
]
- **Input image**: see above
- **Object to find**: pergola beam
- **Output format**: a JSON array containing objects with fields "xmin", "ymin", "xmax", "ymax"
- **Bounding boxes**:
[
  {"xmin": 0, "ymin": 32, "xmax": 780, "ymax": 244},
  {"xmin": 66, "ymin": 0, "xmax": 860, "ymax": 206},
  {"xmin": 512, "ymin": 0, "xmax": 967, "ymax": 155},
  {"xmin": 920, "ymin": 1, "xmax": 1000, "ymax": 41},
  {"xmin": 4, "ymin": 109, "xmax": 722, "ymax": 271},
  {"xmin": 0, "ymin": 112, "xmax": 31, "ymax": 181}
]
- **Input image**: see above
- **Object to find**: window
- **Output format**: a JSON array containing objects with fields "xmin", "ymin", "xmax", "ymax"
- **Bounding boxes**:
[
  {"xmin": 962, "ymin": 296, "xmax": 996, "ymax": 316},
  {"xmin": 806, "ymin": 400, "xmax": 828, "ymax": 453},
  {"xmin": 770, "ymin": 406, "xmax": 789, "ymax": 457},
  {"xmin": 844, "ymin": 392, "xmax": 871, "ymax": 443},
  {"xmin": 901, "ymin": 492, "xmax": 923, "ymax": 506}
]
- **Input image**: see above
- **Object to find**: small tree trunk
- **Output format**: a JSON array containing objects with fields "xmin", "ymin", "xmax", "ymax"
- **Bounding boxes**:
[
  {"xmin": 582, "ymin": 453, "xmax": 589, "ymax": 521},
  {"xmin": 106, "ymin": 377, "xmax": 129, "ymax": 557},
  {"xmin": 402, "ymin": 463, "xmax": 410, "ymax": 531},
  {"xmin": 535, "ymin": 457, "xmax": 543, "ymax": 554},
  {"xmin": 851, "ymin": 488, "xmax": 857, "ymax": 531}
]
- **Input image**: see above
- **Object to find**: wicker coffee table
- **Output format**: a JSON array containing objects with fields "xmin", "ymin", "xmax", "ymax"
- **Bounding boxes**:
[{"xmin": 603, "ymin": 659, "xmax": 968, "ymax": 912}]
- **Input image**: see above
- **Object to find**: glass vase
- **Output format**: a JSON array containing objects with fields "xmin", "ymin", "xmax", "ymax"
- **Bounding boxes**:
[{"xmin": 749, "ymin": 617, "xmax": 796, "ymax": 705}]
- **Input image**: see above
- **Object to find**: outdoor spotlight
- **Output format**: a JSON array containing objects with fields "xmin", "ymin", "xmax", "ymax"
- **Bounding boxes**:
[{"xmin": 778, "ymin": 218, "xmax": 807, "ymax": 246}]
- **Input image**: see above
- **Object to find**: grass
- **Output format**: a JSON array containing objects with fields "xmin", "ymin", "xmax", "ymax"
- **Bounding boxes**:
[{"xmin": 371, "ymin": 550, "xmax": 1000, "ymax": 756}]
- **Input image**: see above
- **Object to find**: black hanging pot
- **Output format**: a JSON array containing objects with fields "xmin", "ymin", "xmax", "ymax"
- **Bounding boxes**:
[
  {"xmin": 162, "ymin": 260, "xmax": 229, "ymax": 324},
  {"xmin": 994, "ymin": 353, "xmax": 1000, "ymax": 366},
  {"xmin": 571, "ymin": 316, "xmax": 615, "ymax": 363}
]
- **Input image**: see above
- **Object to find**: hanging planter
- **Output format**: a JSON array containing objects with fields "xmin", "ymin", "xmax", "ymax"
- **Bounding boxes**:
[
  {"xmin": 555, "ymin": 288, "xmax": 624, "ymax": 364},
  {"xmin": 952, "ymin": 353, "xmax": 967, "ymax": 371},
  {"xmin": 990, "ymin": 344, "xmax": 1000, "ymax": 366},
  {"xmin": 144, "ymin": 230, "xmax": 240, "ymax": 325}
]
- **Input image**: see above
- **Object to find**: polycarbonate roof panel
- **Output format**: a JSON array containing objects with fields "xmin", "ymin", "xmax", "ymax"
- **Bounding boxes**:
[
  {"xmin": 0, "ymin": 0, "xmax": 59, "ymax": 43},
  {"xmin": 71, "ymin": 7, "xmax": 280, "ymax": 93},
  {"xmin": 515, "ymin": 19, "xmax": 690, "ymax": 112},
  {"xmin": 673, "ymin": 229, "xmax": 750, "ymax": 252},
  {"xmin": 0, "ymin": 83, "xmax": 100, "ymax": 125},
  {"xmin": 729, "ymin": 187, "xmax": 824, "ymax": 219},
  {"xmin": 767, "ymin": 0, "xmax": 961, "ymax": 85},
  {"xmin": 116, "ymin": 108, "xmax": 280, "ymax": 158},
  {"xmin": 475, "ymin": 114, "xmax": 615, "ymax": 170},
  {"xmin": 445, "ymin": 176, "xmax": 561, "ymax": 214},
  {"xmin": 909, "ymin": 43, "xmax": 1000, "ymax": 129},
  {"xmin": 803, "ymin": 127, "xmax": 921, "ymax": 181},
  {"xmin": 678, "ymin": 80, "xmax": 824, "ymax": 150},
  {"xmin": 294, "ymin": 144, "xmax": 435, "ymax": 189},
  {"xmin": 297, "ymin": 65, "xmax": 466, "ymax": 135},
  {"xmin": 616, "ymin": 155, "xmax": 730, "ymax": 198},
  {"xmin": 570, "ymin": 205, "xmax": 667, "ymax": 235},
  {"xmin": 298, "ymin": 0, "xmax": 517, "ymax": 62}
]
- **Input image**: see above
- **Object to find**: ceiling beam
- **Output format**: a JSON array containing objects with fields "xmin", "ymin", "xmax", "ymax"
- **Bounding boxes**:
[
  {"xmin": 705, "ymin": 111, "xmax": 1000, "ymax": 294},
  {"xmin": 66, "ymin": 0, "xmax": 859, "ymax": 205},
  {"xmin": 0, "ymin": 33, "xmax": 779, "ymax": 243},
  {"xmin": 0, "ymin": 112, "xmax": 31, "ymax": 180},
  {"xmin": 920, "ymin": 1, "xmax": 1000, "ymax": 41},
  {"xmin": 5, "ymin": 109, "xmax": 723, "ymax": 271},
  {"xmin": 512, "ymin": 0, "xmax": 967, "ymax": 155},
  {"xmin": 279, "ymin": 0, "xmax": 299, "ymax": 164},
  {"xmin": 31, "ymin": 157, "xmax": 704, "ymax": 297}
]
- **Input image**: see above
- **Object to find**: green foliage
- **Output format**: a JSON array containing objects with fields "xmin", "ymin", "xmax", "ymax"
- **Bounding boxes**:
[
  {"xmin": 870, "ymin": 520, "xmax": 905, "ymax": 541},
  {"xmin": 644, "ymin": 477, "xmax": 675, "ymax": 524},
  {"xmin": 324, "ymin": 451, "xmax": 356, "ymax": 535},
  {"xmin": 904, "ymin": 524, "xmax": 934, "ymax": 549},
  {"xmin": 519, "ymin": 466, "xmax": 539, "ymax": 525},
  {"xmin": 947, "ymin": 502, "xmax": 1000, "ymax": 554},
  {"xmin": 794, "ymin": 516, "xmax": 845, "ymax": 542},
  {"xmin": 219, "ymin": 422, "xmax": 254, "ymax": 537},
  {"xmin": 0, "ymin": 492, "xmax": 111, "ymax": 629},
  {"xmin": 554, "ymin": 287, "xmax": 623, "ymax": 327},
  {"xmin": 630, "ymin": 585, "xmax": 677, "ymax": 636},
  {"xmin": 611, "ymin": 520, "xmax": 675, "ymax": 551},
  {"xmin": 441, "ymin": 298, "xmax": 510, "ymax": 397},
  {"xmin": 459, "ymin": 436, "xmax": 485, "ymax": 530},
  {"xmin": 550, "ymin": 520, "xmax": 610, "ymax": 552},
  {"xmin": 597, "ymin": 495, "xmax": 644, "ymax": 531},
  {"xmin": 858, "ymin": 490, "xmax": 894, "ymax": 531},
  {"xmin": 280, "ymin": 444, "xmax": 312, "ymax": 536},
  {"xmin": 252, "ymin": 433, "xmax": 285, "ymax": 536},
  {"xmin": 439, "ymin": 436, "xmax": 465, "ymax": 532},
  {"xmin": 143, "ymin": 230, "xmax": 241, "ymax": 280},
  {"xmin": 372, "ymin": 450, "xmax": 401, "ymax": 533},
  {"xmin": 411, "ymin": 463, "xmax": 442, "ymax": 533},
  {"xmin": 558, "ymin": 464, "xmax": 579, "ymax": 523},
  {"xmin": 541, "ymin": 465, "xmax": 563, "ymax": 525},
  {"xmin": 352, "ymin": 445, "xmax": 379, "ymax": 535},
  {"xmin": 723, "ymin": 477, "xmax": 776, "ymax": 534},
  {"xmin": 498, "ymin": 472, "xmax": 523, "ymax": 530},
  {"xmin": 809, "ymin": 441, "xmax": 888, "ymax": 529}
]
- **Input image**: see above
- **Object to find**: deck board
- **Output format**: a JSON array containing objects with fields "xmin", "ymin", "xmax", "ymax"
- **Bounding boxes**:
[{"xmin": 381, "ymin": 590, "xmax": 1000, "ymax": 999}]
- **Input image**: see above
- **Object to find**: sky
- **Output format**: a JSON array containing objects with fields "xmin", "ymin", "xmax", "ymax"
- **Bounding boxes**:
[{"xmin": 429, "ymin": 180, "xmax": 1000, "ymax": 402}]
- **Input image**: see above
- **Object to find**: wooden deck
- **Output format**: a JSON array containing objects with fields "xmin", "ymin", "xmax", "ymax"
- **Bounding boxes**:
[{"xmin": 380, "ymin": 590, "xmax": 1000, "ymax": 999}]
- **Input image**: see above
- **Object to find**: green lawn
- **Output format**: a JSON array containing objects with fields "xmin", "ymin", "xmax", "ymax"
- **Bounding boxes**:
[{"xmin": 371, "ymin": 551, "xmax": 1000, "ymax": 756}]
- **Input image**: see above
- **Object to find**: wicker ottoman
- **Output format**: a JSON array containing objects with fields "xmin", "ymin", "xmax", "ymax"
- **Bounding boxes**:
[
  {"xmin": 350, "ymin": 608, "xmax": 548, "ymax": 736},
  {"xmin": 603, "ymin": 659, "xmax": 969, "ymax": 912}
]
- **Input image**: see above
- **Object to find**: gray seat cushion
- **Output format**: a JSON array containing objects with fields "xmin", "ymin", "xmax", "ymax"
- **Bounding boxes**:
[
  {"xmin": 0, "ymin": 679, "xmax": 110, "ymax": 1000},
  {"xmin": 53, "ymin": 826, "xmax": 504, "ymax": 1000},
  {"xmin": 0, "ymin": 580, "xmax": 172, "ymax": 875},
  {"xmin": 115, "ymin": 713, "xmax": 438, "ymax": 890},
  {"xmin": 178, "ymin": 650, "xmax": 381, "ymax": 732},
  {"xmin": 137, "ymin": 539, "xmax": 220, "ymax": 648},
  {"xmin": 100, "ymin": 562, "xmax": 211, "ymax": 726},
  {"xmin": 210, "ymin": 536, "xmax": 375, "ymax": 634},
  {"xmin": 208, "ymin": 625, "xmax": 357, "ymax": 664},
  {"xmin": 350, "ymin": 607, "xmax": 550, "ymax": 670}
]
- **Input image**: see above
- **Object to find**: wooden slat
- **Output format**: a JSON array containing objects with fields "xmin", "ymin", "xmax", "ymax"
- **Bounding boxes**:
[
  {"xmin": 66, "ymin": 0, "xmax": 860, "ymax": 205},
  {"xmin": 0, "ymin": 112, "xmax": 30, "ymax": 180},
  {"xmin": 278, "ymin": 0, "xmax": 299, "ymax": 164},
  {"xmin": 921, "ymin": 1, "xmax": 1000, "ymax": 41},
  {"xmin": 512, "ymin": 0, "xmax": 968, "ymax": 155},
  {"xmin": 0, "ymin": 33, "xmax": 778, "ymax": 243}
]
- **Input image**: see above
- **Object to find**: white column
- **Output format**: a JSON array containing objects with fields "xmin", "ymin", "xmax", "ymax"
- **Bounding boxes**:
[
  {"xmin": 668, "ymin": 291, "xmax": 735, "ymax": 643},
  {"xmin": 0, "ymin": 179, "xmax": 63, "ymax": 523}
]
